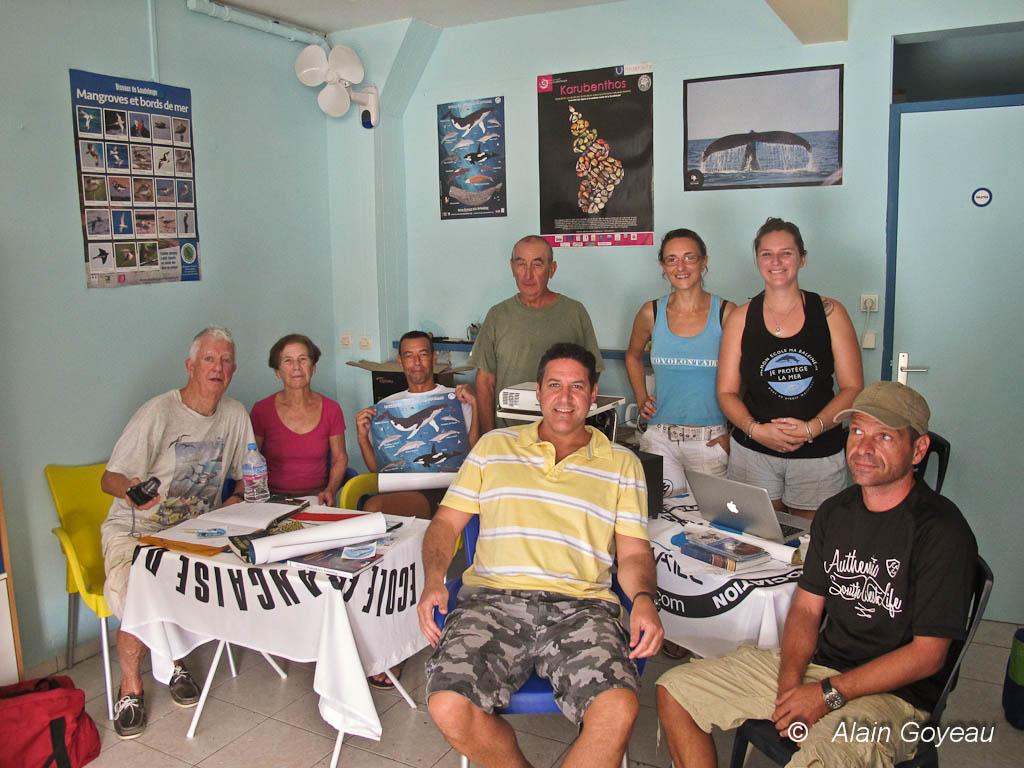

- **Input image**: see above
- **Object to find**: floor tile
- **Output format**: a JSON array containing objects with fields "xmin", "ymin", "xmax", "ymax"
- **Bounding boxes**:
[
  {"xmin": 210, "ymin": 656, "xmax": 315, "ymax": 716},
  {"xmin": 346, "ymin": 702, "xmax": 453, "ymax": 767},
  {"xmin": 507, "ymin": 711, "xmax": 579, "ymax": 744},
  {"xmin": 314, "ymin": 742, "xmax": 417, "ymax": 768},
  {"xmin": 274, "ymin": 690, "xmax": 347, "ymax": 739},
  {"xmin": 86, "ymin": 739, "xmax": 193, "ymax": 768},
  {"xmin": 973, "ymin": 620, "xmax": 1019, "ymax": 649},
  {"xmin": 137, "ymin": 696, "xmax": 264, "ymax": 763},
  {"xmin": 198, "ymin": 718, "xmax": 334, "ymax": 768},
  {"xmin": 625, "ymin": 704, "xmax": 671, "ymax": 768},
  {"xmin": 430, "ymin": 729, "xmax": 568, "ymax": 768},
  {"xmin": 961, "ymin": 641, "xmax": 1010, "ymax": 685}
]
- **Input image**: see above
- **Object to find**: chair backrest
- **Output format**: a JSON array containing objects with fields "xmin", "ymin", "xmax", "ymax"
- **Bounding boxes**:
[
  {"xmin": 462, "ymin": 514, "xmax": 479, "ymax": 563},
  {"xmin": 45, "ymin": 463, "xmax": 112, "ymax": 593},
  {"xmin": 927, "ymin": 554, "xmax": 993, "ymax": 723},
  {"xmin": 914, "ymin": 431, "xmax": 951, "ymax": 493}
]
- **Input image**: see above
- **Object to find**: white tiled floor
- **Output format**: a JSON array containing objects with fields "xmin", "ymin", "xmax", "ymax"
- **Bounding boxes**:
[{"xmin": 63, "ymin": 620, "xmax": 1022, "ymax": 767}]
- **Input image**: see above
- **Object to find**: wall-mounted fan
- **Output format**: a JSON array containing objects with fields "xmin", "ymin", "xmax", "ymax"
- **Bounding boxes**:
[{"xmin": 295, "ymin": 44, "xmax": 379, "ymax": 128}]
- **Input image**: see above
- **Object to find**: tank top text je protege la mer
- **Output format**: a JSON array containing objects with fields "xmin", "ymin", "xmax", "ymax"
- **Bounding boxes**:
[{"xmin": 734, "ymin": 290, "xmax": 845, "ymax": 458}]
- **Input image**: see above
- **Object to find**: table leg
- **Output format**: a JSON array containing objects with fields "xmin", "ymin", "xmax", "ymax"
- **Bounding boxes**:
[
  {"xmin": 261, "ymin": 652, "xmax": 287, "ymax": 679},
  {"xmin": 226, "ymin": 642, "xmax": 237, "ymax": 677},
  {"xmin": 330, "ymin": 731, "xmax": 343, "ymax": 768},
  {"xmin": 187, "ymin": 639, "xmax": 225, "ymax": 739},
  {"xmin": 386, "ymin": 668, "xmax": 417, "ymax": 709}
]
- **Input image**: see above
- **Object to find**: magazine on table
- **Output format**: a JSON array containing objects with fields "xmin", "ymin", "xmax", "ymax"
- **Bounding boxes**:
[
  {"xmin": 286, "ymin": 528, "xmax": 400, "ymax": 578},
  {"xmin": 670, "ymin": 530, "xmax": 771, "ymax": 572},
  {"xmin": 370, "ymin": 391, "xmax": 469, "ymax": 473}
]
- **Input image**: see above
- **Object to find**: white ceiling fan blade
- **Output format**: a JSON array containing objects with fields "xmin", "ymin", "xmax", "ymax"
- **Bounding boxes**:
[
  {"xmin": 295, "ymin": 44, "xmax": 329, "ymax": 86},
  {"xmin": 318, "ymin": 83, "xmax": 351, "ymax": 117},
  {"xmin": 327, "ymin": 45, "xmax": 363, "ymax": 85}
]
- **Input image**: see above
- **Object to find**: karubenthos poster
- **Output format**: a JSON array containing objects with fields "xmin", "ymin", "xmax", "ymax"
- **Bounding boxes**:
[
  {"xmin": 684, "ymin": 65, "xmax": 843, "ymax": 191},
  {"xmin": 370, "ymin": 391, "xmax": 469, "ymax": 473},
  {"xmin": 537, "ymin": 64, "xmax": 653, "ymax": 248}
]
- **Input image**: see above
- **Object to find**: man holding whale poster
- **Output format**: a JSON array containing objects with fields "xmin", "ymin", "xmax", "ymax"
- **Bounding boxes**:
[{"xmin": 355, "ymin": 330, "xmax": 479, "ymax": 519}]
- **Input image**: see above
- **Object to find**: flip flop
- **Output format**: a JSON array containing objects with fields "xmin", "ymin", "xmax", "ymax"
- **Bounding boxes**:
[
  {"xmin": 662, "ymin": 640, "xmax": 689, "ymax": 660},
  {"xmin": 367, "ymin": 674, "xmax": 395, "ymax": 690}
]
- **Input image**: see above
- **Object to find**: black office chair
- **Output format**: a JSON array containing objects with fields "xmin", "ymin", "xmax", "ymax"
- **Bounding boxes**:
[
  {"xmin": 914, "ymin": 431, "xmax": 951, "ymax": 493},
  {"xmin": 728, "ymin": 555, "xmax": 993, "ymax": 768}
]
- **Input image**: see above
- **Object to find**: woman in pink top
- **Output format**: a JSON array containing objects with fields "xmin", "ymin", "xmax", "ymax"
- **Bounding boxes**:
[{"xmin": 251, "ymin": 334, "xmax": 348, "ymax": 505}]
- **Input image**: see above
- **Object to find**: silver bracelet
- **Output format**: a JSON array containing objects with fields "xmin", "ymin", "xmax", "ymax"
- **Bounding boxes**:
[
  {"xmin": 816, "ymin": 416, "xmax": 825, "ymax": 434},
  {"xmin": 804, "ymin": 421, "xmax": 814, "ymax": 443}
]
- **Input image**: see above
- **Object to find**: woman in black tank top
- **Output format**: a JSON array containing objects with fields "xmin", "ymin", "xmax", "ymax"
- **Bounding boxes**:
[{"xmin": 717, "ymin": 218, "xmax": 863, "ymax": 516}]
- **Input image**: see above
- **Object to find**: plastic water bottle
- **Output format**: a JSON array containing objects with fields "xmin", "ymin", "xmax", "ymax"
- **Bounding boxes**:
[{"xmin": 242, "ymin": 443, "xmax": 270, "ymax": 503}]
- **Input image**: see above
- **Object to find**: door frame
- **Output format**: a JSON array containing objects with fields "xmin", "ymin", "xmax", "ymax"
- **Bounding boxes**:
[{"xmin": 882, "ymin": 93, "xmax": 1024, "ymax": 379}]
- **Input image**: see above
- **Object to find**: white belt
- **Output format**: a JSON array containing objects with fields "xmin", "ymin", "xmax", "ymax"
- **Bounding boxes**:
[{"xmin": 650, "ymin": 424, "xmax": 726, "ymax": 442}]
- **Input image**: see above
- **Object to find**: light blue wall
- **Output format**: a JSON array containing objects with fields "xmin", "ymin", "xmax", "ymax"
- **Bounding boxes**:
[{"xmin": 0, "ymin": 0, "xmax": 333, "ymax": 668}]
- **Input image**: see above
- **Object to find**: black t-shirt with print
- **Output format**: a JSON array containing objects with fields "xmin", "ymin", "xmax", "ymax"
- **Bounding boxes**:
[{"xmin": 799, "ymin": 481, "xmax": 977, "ymax": 712}]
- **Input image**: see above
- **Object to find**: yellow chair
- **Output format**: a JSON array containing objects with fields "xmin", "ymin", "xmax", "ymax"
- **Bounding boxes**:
[
  {"xmin": 45, "ymin": 463, "xmax": 115, "ymax": 720},
  {"xmin": 337, "ymin": 472, "xmax": 379, "ymax": 509}
]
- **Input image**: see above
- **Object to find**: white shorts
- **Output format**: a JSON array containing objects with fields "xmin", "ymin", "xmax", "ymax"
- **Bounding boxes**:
[{"xmin": 640, "ymin": 424, "xmax": 728, "ymax": 497}]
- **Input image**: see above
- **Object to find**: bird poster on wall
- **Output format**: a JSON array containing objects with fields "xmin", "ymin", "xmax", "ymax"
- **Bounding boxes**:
[
  {"xmin": 437, "ymin": 96, "xmax": 506, "ymax": 219},
  {"xmin": 370, "ymin": 391, "xmax": 470, "ymax": 473},
  {"xmin": 537, "ymin": 64, "xmax": 654, "ymax": 249},
  {"xmin": 70, "ymin": 69, "xmax": 200, "ymax": 288},
  {"xmin": 683, "ymin": 65, "xmax": 843, "ymax": 191}
]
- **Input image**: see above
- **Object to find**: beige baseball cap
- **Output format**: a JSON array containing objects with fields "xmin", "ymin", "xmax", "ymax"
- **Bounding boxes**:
[{"xmin": 834, "ymin": 381, "xmax": 930, "ymax": 435}]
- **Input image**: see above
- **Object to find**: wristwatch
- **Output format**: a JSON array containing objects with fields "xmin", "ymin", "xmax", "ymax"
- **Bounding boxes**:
[{"xmin": 821, "ymin": 678, "xmax": 844, "ymax": 711}]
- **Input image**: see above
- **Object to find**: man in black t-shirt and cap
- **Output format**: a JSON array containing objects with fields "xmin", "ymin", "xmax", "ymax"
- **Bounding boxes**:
[{"xmin": 655, "ymin": 381, "xmax": 977, "ymax": 768}]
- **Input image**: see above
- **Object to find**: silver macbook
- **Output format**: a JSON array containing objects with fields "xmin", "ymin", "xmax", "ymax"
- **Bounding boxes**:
[{"xmin": 683, "ymin": 469, "xmax": 810, "ymax": 544}]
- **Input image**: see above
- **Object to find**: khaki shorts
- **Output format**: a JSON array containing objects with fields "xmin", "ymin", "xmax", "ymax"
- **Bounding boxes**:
[
  {"xmin": 100, "ymin": 516, "xmax": 162, "ymax": 619},
  {"xmin": 657, "ymin": 645, "xmax": 927, "ymax": 768}
]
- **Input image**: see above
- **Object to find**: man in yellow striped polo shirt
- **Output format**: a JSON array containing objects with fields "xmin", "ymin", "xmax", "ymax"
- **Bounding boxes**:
[{"xmin": 418, "ymin": 342, "xmax": 664, "ymax": 768}]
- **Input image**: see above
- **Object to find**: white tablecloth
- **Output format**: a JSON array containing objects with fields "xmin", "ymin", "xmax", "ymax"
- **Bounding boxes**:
[
  {"xmin": 121, "ymin": 516, "xmax": 428, "ymax": 740},
  {"xmin": 651, "ymin": 501, "xmax": 802, "ymax": 658}
]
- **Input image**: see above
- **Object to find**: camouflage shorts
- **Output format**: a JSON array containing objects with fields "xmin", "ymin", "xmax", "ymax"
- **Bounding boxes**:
[{"xmin": 425, "ymin": 587, "xmax": 639, "ymax": 724}]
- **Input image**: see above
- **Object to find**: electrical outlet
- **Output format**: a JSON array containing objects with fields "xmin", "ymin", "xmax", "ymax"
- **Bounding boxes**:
[
  {"xmin": 862, "ymin": 331, "xmax": 877, "ymax": 349},
  {"xmin": 860, "ymin": 294, "xmax": 879, "ymax": 312},
  {"xmin": 339, "ymin": 334, "xmax": 352, "ymax": 349},
  {"xmin": 358, "ymin": 334, "xmax": 372, "ymax": 350}
]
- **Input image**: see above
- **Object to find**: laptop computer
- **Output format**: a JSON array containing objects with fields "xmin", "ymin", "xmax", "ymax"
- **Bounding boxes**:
[{"xmin": 683, "ymin": 469, "xmax": 811, "ymax": 544}]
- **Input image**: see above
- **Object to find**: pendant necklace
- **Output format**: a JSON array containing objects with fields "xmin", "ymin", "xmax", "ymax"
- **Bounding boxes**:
[{"xmin": 766, "ymin": 294, "xmax": 801, "ymax": 336}]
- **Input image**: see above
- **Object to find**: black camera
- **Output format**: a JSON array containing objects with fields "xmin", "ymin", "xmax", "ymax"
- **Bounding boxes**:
[{"xmin": 125, "ymin": 476, "xmax": 161, "ymax": 507}]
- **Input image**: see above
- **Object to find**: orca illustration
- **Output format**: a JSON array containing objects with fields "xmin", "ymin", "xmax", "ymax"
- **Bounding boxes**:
[
  {"xmin": 702, "ymin": 130, "xmax": 811, "ymax": 171},
  {"xmin": 413, "ymin": 444, "xmax": 457, "ymax": 467},
  {"xmin": 378, "ymin": 403, "xmax": 446, "ymax": 439},
  {"xmin": 464, "ymin": 144, "xmax": 496, "ymax": 165}
]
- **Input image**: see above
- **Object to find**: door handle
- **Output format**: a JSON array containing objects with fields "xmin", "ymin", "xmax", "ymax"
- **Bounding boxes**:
[{"xmin": 897, "ymin": 352, "xmax": 928, "ymax": 385}]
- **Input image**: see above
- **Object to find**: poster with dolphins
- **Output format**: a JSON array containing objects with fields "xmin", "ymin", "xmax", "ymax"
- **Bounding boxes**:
[
  {"xmin": 370, "ymin": 391, "xmax": 470, "ymax": 473},
  {"xmin": 537, "ymin": 64, "xmax": 654, "ymax": 248},
  {"xmin": 437, "ymin": 96, "xmax": 506, "ymax": 219},
  {"xmin": 71, "ymin": 69, "xmax": 200, "ymax": 288},
  {"xmin": 683, "ymin": 65, "xmax": 843, "ymax": 191}
]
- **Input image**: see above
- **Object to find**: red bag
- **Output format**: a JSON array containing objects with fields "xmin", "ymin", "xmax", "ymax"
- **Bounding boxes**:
[{"xmin": 0, "ymin": 676, "xmax": 101, "ymax": 768}]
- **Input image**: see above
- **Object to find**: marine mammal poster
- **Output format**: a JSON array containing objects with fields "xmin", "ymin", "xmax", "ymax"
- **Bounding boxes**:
[
  {"xmin": 71, "ymin": 69, "xmax": 200, "ymax": 288},
  {"xmin": 370, "ymin": 391, "xmax": 469, "ymax": 473},
  {"xmin": 684, "ymin": 65, "xmax": 843, "ymax": 191},
  {"xmin": 537, "ymin": 64, "xmax": 654, "ymax": 248},
  {"xmin": 437, "ymin": 96, "xmax": 506, "ymax": 219}
]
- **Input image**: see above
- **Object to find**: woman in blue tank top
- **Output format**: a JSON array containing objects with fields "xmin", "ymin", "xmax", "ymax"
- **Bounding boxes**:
[
  {"xmin": 717, "ymin": 217, "xmax": 863, "ymax": 518},
  {"xmin": 626, "ymin": 229, "xmax": 736, "ymax": 500}
]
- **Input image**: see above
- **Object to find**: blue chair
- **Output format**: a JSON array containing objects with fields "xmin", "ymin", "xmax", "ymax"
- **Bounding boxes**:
[
  {"xmin": 434, "ymin": 516, "xmax": 645, "ymax": 767},
  {"xmin": 728, "ymin": 555, "xmax": 993, "ymax": 768}
]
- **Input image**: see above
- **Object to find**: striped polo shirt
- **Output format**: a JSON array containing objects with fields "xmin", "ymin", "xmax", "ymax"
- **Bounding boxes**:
[{"xmin": 441, "ymin": 421, "xmax": 648, "ymax": 604}]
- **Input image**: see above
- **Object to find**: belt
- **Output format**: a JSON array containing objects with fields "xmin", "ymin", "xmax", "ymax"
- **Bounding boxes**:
[{"xmin": 651, "ymin": 424, "xmax": 725, "ymax": 442}]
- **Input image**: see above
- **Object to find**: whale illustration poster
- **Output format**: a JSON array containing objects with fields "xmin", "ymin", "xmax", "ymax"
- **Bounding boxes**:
[
  {"xmin": 537, "ymin": 64, "xmax": 654, "ymax": 248},
  {"xmin": 71, "ymin": 69, "xmax": 200, "ymax": 288},
  {"xmin": 437, "ymin": 96, "xmax": 506, "ymax": 219},
  {"xmin": 683, "ymin": 65, "xmax": 843, "ymax": 191},
  {"xmin": 371, "ymin": 391, "xmax": 469, "ymax": 473}
]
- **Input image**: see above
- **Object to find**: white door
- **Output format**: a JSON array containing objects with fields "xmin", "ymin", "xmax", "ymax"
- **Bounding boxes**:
[{"xmin": 891, "ymin": 99, "xmax": 1024, "ymax": 621}]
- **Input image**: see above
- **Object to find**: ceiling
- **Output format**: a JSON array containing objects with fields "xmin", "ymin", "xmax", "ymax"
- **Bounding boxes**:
[{"xmin": 223, "ymin": 0, "xmax": 623, "ymax": 34}]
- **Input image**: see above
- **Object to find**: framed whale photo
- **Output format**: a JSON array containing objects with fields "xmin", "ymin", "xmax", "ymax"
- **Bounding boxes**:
[
  {"xmin": 370, "ymin": 391, "xmax": 470, "ymax": 473},
  {"xmin": 683, "ymin": 65, "xmax": 843, "ymax": 191}
]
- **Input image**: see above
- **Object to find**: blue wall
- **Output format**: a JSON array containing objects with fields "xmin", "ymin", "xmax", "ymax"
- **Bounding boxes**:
[{"xmin": 4, "ymin": 0, "xmax": 1024, "ymax": 668}]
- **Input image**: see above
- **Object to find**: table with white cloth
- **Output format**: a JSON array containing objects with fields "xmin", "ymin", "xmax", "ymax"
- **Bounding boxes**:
[
  {"xmin": 121, "ymin": 515, "xmax": 429, "ymax": 741},
  {"xmin": 650, "ymin": 499, "xmax": 803, "ymax": 659}
]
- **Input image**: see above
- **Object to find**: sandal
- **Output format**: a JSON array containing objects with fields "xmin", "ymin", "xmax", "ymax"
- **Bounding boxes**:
[
  {"xmin": 367, "ymin": 662, "xmax": 404, "ymax": 690},
  {"xmin": 662, "ymin": 640, "xmax": 689, "ymax": 660}
]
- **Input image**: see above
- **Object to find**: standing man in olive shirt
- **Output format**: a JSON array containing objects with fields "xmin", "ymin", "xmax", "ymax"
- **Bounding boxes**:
[{"xmin": 469, "ymin": 235, "xmax": 604, "ymax": 431}]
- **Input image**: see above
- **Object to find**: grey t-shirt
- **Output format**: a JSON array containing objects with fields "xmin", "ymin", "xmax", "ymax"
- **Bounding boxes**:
[
  {"xmin": 102, "ymin": 389, "xmax": 254, "ymax": 531},
  {"xmin": 468, "ymin": 294, "xmax": 603, "ymax": 424}
]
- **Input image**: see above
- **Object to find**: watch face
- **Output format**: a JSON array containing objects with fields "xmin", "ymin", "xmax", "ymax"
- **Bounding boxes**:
[{"xmin": 824, "ymin": 689, "xmax": 844, "ymax": 710}]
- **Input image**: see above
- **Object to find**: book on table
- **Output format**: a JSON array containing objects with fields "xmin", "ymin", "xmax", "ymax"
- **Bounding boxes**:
[{"xmin": 672, "ymin": 529, "xmax": 771, "ymax": 571}]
